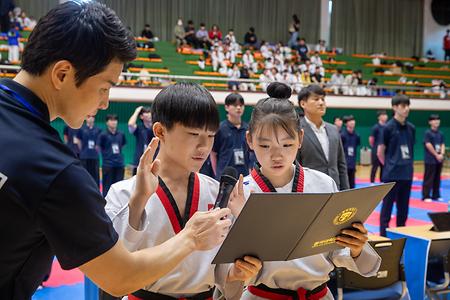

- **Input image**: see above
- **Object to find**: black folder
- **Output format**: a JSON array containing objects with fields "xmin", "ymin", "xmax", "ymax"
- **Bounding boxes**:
[{"xmin": 212, "ymin": 182, "xmax": 395, "ymax": 264}]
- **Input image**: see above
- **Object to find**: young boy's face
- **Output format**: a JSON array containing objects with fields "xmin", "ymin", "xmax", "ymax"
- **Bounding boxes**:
[
  {"xmin": 378, "ymin": 113, "xmax": 388, "ymax": 123},
  {"xmin": 346, "ymin": 120, "xmax": 356, "ymax": 131},
  {"xmin": 429, "ymin": 119, "xmax": 440, "ymax": 129},
  {"xmin": 140, "ymin": 112, "xmax": 152, "ymax": 123},
  {"xmin": 393, "ymin": 103, "xmax": 410, "ymax": 119},
  {"xmin": 225, "ymin": 102, "xmax": 244, "ymax": 119},
  {"xmin": 106, "ymin": 119, "xmax": 118, "ymax": 131},
  {"xmin": 247, "ymin": 125, "xmax": 303, "ymax": 179},
  {"xmin": 162, "ymin": 123, "xmax": 215, "ymax": 172}
]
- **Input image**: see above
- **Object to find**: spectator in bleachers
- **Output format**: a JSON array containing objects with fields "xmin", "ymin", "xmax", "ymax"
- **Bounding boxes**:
[
  {"xmin": 288, "ymin": 14, "xmax": 301, "ymax": 48},
  {"xmin": 259, "ymin": 69, "xmax": 273, "ymax": 92},
  {"xmin": 310, "ymin": 52, "xmax": 323, "ymax": 67},
  {"xmin": 211, "ymin": 46, "xmax": 226, "ymax": 72},
  {"xmin": 299, "ymin": 58, "xmax": 315, "ymax": 74},
  {"xmin": 239, "ymin": 65, "xmax": 256, "ymax": 92},
  {"xmin": 242, "ymin": 49, "xmax": 258, "ymax": 73},
  {"xmin": 330, "ymin": 69, "xmax": 345, "ymax": 95},
  {"xmin": 315, "ymin": 39, "xmax": 327, "ymax": 53},
  {"xmin": 355, "ymin": 70, "xmax": 367, "ymax": 96},
  {"xmin": 211, "ymin": 93, "xmax": 253, "ymax": 179},
  {"xmin": 294, "ymin": 38, "xmax": 309, "ymax": 61},
  {"xmin": 343, "ymin": 70, "xmax": 358, "ymax": 95},
  {"xmin": 244, "ymin": 27, "xmax": 258, "ymax": 49},
  {"xmin": 195, "ymin": 23, "xmax": 211, "ymax": 49},
  {"xmin": 16, "ymin": 11, "xmax": 30, "ymax": 29},
  {"xmin": 377, "ymin": 94, "xmax": 415, "ymax": 236},
  {"xmin": 273, "ymin": 57, "xmax": 285, "ymax": 73},
  {"xmin": 7, "ymin": 23, "xmax": 20, "ymax": 63},
  {"xmin": 173, "ymin": 18, "xmax": 185, "ymax": 48},
  {"xmin": 312, "ymin": 66, "xmax": 325, "ymax": 86},
  {"xmin": 224, "ymin": 29, "xmax": 236, "ymax": 44},
  {"xmin": 443, "ymin": 29, "xmax": 450, "ymax": 61},
  {"xmin": 141, "ymin": 24, "xmax": 154, "ymax": 40},
  {"xmin": 184, "ymin": 20, "xmax": 200, "ymax": 49},
  {"xmin": 300, "ymin": 69, "xmax": 312, "ymax": 86},
  {"xmin": 333, "ymin": 116, "xmax": 343, "ymax": 132},
  {"xmin": 128, "ymin": 106, "xmax": 154, "ymax": 175},
  {"xmin": 341, "ymin": 115, "xmax": 361, "ymax": 189},
  {"xmin": 76, "ymin": 116, "xmax": 101, "ymax": 186},
  {"xmin": 369, "ymin": 110, "xmax": 388, "ymax": 183},
  {"xmin": 260, "ymin": 40, "xmax": 272, "ymax": 58},
  {"xmin": 27, "ymin": 15, "xmax": 36, "ymax": 29},
  {"xmin": 292, "ymin": 70, "xmax": 303, "ymax": 93},
  {"xmin": 227, "ymin": 63, "xmax": 241, "ymax": 91},
  {"xmin": 422, "ymin": 114, "xmax": 445, "ymax": 202},
  {"xmin": 273, "ymin": 67, "xmax": 283, "ymax": 82},
  {"xmin": 367, "ymin": 77, "xmax": 378, "ymax": 96},
  {"xmin": 208, "ymin": 24, "xmax": 222, "ymax": 41},
  {"xmin": 97, "ymin": 114, "xmax": 127, "ymax": 197},
  {"xmin": 197, "ymin": 56, "xmax": 206, "ymax": 70},
  {"xmin": 264, "ymin": 56, "xmax": 274, "ymax": 70}
]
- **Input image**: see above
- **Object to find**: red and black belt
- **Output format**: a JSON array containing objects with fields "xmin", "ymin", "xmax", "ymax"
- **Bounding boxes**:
[
  {"xmin": 247, "ymin": 283, "xmax": 328, "ymax": 300},
  {"xmin": 129, "ymin": 288, "xmax": 214, "ymax": 300}
]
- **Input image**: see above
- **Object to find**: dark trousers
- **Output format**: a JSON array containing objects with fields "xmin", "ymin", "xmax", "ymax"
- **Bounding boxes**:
[
  {"xmin": 81, "ymin": 159, "xmax": 100, "ymax": 187},
  {"xmin": 347, "ymin": 168, "xmax": 356, "ymax": 189},
  {"xmin": 445, "ymin": 49, "xmax": 450, "ymax": 61},
  {"xmin": 380, "ymin": 180, "xmax": 412, "ymax": 236},
  {"xmin": 370, "ymin": 154, "xmax": 383, "ymax": 183},
  {"xmin": 422, "ymin": 163, "xmax": 442, "ymax": 200},
  {"xmin": 102, "ymin": 166, "xmax": 124, "ymax": 197}
]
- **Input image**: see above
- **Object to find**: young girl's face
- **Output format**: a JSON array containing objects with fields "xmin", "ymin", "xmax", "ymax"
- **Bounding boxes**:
[{"xmin": 247, "ymin": 124, "xmax": 303, "ymax": 178}]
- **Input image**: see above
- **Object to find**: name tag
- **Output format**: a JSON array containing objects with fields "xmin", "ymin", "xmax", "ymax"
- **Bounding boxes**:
[
  {"xmin": 112, "ymin": 143, "xmax": 120, "ymax": 154},
  {"xmin": 88, "ymin": 140, "xmax": 95, "ymax": 149},
  {"xmin": 73, "ymin": 137, "xmax": 77, "ymax": 144},
  {"xmin": 0, "ymin": 171, "xmax": 7, "ymax": 190},
  {"xmin": 400, "ymin": 145, "xmax": 410, "ymax": 160},
  {"xmin": 233, "ymin": 149, "xmax": 245, "ymax": 166},
  {"xmin": 348, "ymin": 146, "xmax": 354, "ymax": 157},
  {"xmin": 435, "ymin": 144, "xmax": 441, "ymax": 153}
]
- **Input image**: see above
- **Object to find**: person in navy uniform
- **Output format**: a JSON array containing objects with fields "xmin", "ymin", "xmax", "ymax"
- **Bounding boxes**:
[
  {"xmin": 76, "ymin": 115, "xmax": 101, "ymax": 186},
  {"xmin": 210, "ymin": 93, "xmax": 254, "ymax": 179},
  {"xmin": 63, "ymin": 124, "xmax": 80, "ymax": 157},
  {"xmin": 0, "ymin": 4, "xmax": 233, "ymax": 298},
  {"xmin": 97, "ymin": 114, "xmax": 126, "ymax": 196},
  {"xmin": 128, "ymin": 106, "xmax": 154, "ymax": 175},
  {"xmin": 341, "ymin": 115, "xmax": 361, "ymax": 189},
  {"xmin": 369, "ymin": 110, "xmax": 388, "ymax": 183},
  {"xmin": 377, "ymin": 95, "xmax": 415, "ymax": 236},
  {"xmin": 422, "ymin": 114, "xmax": 445, "ymax": 202}
]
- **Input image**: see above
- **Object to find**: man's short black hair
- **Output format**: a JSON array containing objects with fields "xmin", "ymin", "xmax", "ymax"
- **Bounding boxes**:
[
  {"xmin": 297, "ymin": 84, "xmax": 326, "ymax": 103},
  {"xmin": 333, "ymin": 116, "xmax": 342, "ymax": 122},
  {"xmin": 200, "ymin": 22, "xmax": 205, "ymax": 27},
  {"xmin": 249, "ymin": 27, "xmax": 255, "ymax": 32},
  {"xmin": 106, "ymin": 114, "xmax": 118, "ymax": 122},
  {"xmin": 429, "ymin": 114, "xmax": 440, "ymax": 121},
  {"xmin": 391, "ymin": 94, "xmax": 410, "ymax": 106},
  {"xmin": 343, "ymin": 115, "xmax": 355, "ymax": 123},
  {"xmin": 225, "ymin": 93, "xmax": 244, "ymax": 106},
  {"xmin": 151, "ymin": 82, "xmax": 219, "ymax": 132},
  {"xmin": 377, "ymin": 110, "xmax": 387, "ymax": 117},
  {"xmin": 21, "ymin": 1, "xmax": 136, "ymax": 87}
]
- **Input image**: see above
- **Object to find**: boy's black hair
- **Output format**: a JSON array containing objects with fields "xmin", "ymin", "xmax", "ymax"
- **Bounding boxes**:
[
  {"xmin": 391, "ymin": 94, "xmax": 410, "ymax": 106},
  {"xmin": 429, "ymin": 114, "xmax": 440, "ymax": 121},
  {"xmin": 297, "ymin": 84, "xmax": 326, "ymax": 103},
  {"xmin": 106, "ymin": 114, "xmax": 118, "ymax": 122},
  {"xmin": 225, "ymin": 93, "xmax": 245, "ymax": 106},
  {"xmin": 333, "ymin": 116, "xmax": 342, "ymax": 122},
  {"xmin": 151, "ymin": 82, "xmax": 219, "ymax": 132},
  {"xmin": 139, "ymin": 106, "xmax": 151, "ymax": 116},
  {"xmin": 21, "ymin": 1, "xmax": 136, "ymax": 87},
  {"xmin": 343, "ymin": 115, "xmax": 355, "ymax": 124},
  {"xmin": 377, "ymin": 110, "xmax": 387, "ymax": 117},
  {"xmin": 200, "ymin": 22, "xmax": 205, "ymax": 27}
]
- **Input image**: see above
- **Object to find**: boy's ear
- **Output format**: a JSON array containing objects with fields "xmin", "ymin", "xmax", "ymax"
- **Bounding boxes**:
[
  {"xmin": 152, "ymin": 122, "xmax": 165, "ymax": 141},
  {"xmin": 246, "ymin": 131, "xmax": 254, "ymax": 150}
]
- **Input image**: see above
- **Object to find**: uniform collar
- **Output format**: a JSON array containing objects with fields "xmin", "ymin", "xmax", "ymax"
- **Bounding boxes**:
[{"xmin": 0, "ymin": 78, "xmax": 50, "ymax": 123}]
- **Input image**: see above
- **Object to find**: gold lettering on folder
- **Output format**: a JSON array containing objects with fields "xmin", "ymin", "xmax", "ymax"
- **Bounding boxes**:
[{"xmin": 333, "ymin": 207, "xmax": 357, "ymax": 225}]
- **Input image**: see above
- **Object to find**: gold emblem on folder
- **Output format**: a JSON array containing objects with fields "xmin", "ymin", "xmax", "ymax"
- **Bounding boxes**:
[{"xmin": 333, "ymin": 207, "xmax": 357, "ymax": 225}]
